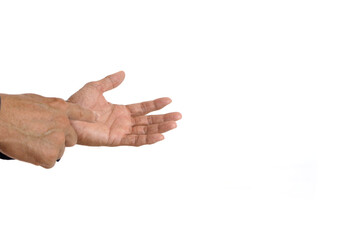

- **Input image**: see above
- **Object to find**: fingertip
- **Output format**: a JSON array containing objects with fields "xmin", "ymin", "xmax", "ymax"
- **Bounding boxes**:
[
  {"xmin": 173, "ymin": 112, "xmax": 182, "ymax": 120},
  {"xmin": 152, "ymin": 98, "xmax": 172, "ymax": 110},
  {"xmin": 146, "ymin": 133, "xmax": 164, "ymax": 145},
  {"xmin": 119, "ymin": 71, "xmax": 125, "ymax": 78},
  {"xmin": 114, "ymin": 70, "xmax": 125, "ymax": 81},
  {"xmin": 154, "ymin": 133, "xmax": 164, "ymax": 141},
  {"xmin": 111, "ymin": 71, "xmax": 126, "ymax": 85},
  {"xmin": 160, "ymin": 97, "xmax": 172, "ymax": 105},
  {"xmin": 97, "ymin": 71, "xmax": 126, "ymax": 93}
]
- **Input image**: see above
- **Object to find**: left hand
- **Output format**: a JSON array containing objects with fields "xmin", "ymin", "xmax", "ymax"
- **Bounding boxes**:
[{"xmin": 67, "ymin": 71, "xmax": 182, "ymax": 146}]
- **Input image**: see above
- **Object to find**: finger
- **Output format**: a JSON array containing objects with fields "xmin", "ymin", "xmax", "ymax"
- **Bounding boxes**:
[
  {"xmin": 133, "ymin": 112, "xmax": 182, "ymax": 126},
  {"xmin": 64, "ymin": 126, "xmax": 78, "ymax": 147},
  {"xmin": 38, "ymin": 131, "xmax": 65, "ymax": 169},
  {"xmin": 126, "ymin": 97, "xmax": 172, "ymax": 117},
  {"xmin": 120, "ymin": 133, "xmax": 164, "ymax": 146},
  {"xmin": 39, "ymin": 146, "xmax": 64, "ymax": 169},
  {"xmin": 66, "ymin": 103, "xmax": 98, "ymax": 122},
  {"xmin": 131, "ymin": 121, "xmax": 177, "ymax": 135},
  {"xmin": 93, "ymin": 71, "xmax": 125, "ymax": 93}
]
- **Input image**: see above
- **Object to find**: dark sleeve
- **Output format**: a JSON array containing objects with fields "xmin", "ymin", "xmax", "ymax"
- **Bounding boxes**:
[
  {"xmin": 0, "ymin": 152, "xmax": 61, "ymax": 162},
  {"xmin": 0, "ymin": 152, "xmax": 13, "ymax": 160}
]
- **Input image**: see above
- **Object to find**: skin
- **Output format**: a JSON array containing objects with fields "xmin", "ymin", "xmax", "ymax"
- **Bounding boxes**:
[
  {"xmin": 0, "ymin": 70, "xmax": 181, "ymax": 168},
  {"xmin": 68, "ymin": 71, "xmax": 182, "ymax": 147},
  {"xmin": 0, "ymin": 94, "xmax": 97, "ymax": 168}
]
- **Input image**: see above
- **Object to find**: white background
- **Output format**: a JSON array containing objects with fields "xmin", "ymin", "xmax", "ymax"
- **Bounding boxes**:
[{"xmin": 0, "ymin": 0, "xmax": 360, "ymax": 239}]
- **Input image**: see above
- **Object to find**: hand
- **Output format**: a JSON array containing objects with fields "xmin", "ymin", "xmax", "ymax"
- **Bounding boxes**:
[
  {"xmin": 67, "ymin": 71, "xmax": 182, "ymax": 146},
  {"xmin": 0, "ymin": 94, "xmax": 97, "ymax": 168}
]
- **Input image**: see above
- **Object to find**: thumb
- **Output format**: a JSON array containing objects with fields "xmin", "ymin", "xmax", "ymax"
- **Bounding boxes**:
[{"xmin": 94, "ymin": 71, "xmax": 125, "ymax": 93}]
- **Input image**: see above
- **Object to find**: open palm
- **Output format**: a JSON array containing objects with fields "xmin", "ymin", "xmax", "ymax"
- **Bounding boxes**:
[{"xmin": 67, "ymin": 71, "xmax": 181, "ymax": 146}]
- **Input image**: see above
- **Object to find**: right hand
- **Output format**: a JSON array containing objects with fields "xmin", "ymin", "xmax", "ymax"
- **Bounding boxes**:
[{"xmin": 0, "ymin": 94, "xmax": 97, "ymax": 168}]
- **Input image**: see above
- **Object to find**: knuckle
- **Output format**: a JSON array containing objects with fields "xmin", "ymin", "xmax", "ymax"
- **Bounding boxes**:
[
  {"xmin": 85, "ymin": 81, "xmax": 100, "ymax": 90},
  {"xmin": 48, "ymin": 149, "xmax": 59, "ymax": 164},
  {"xmin": 38, "ymin": 150, "xmax": 57, "ymax": 169},
  {"xmin": 33, "ymin": 136, "xmax": 62, "ymax": 169},
  {"xmin": 49, "ymin": 97, "xmax": 67, "ymax": 109},
  {"xmin": 140, "ymin": 103, "xmax": 148, "ymax": 113},
  {"xmin": 48, "ymin": 148, "xmax": 59, "ymax": 161},
  {"xmin": 41, "ymin": 160, "xmax": 56, "ymax": 169},
  {"xmin": 142, "ymin": 126, "xmax": 148, "ymax": 134},
  {"xmin": 146, "ymin": 116, "xmax": 153, "ymax": 125}
]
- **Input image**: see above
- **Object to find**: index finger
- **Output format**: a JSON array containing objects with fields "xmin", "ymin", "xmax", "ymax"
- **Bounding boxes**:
[{"xmin": 66, "ymin": 103, "xmax": 98, "ymax": 122}]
